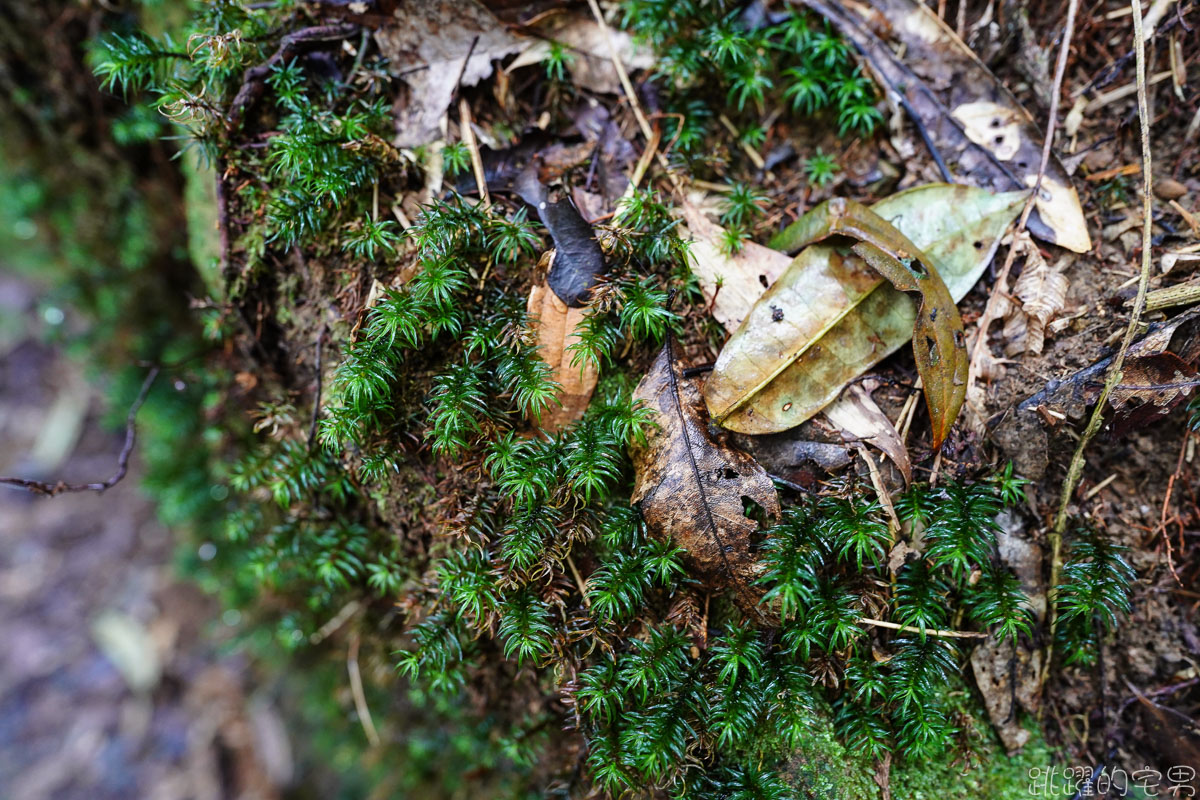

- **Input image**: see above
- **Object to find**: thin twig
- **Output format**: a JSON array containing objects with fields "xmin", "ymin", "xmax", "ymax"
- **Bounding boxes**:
[
  {"xmin": 1042, "ymin": 0, "xmax": 1157, "ymax": 690},
  {"xmin": 582, "ymin": 0, "xmax": 685, "ymax": 197},
  {"xmin": 857, "ymin": 617, "xmax": 989, "ymax": 639},
  {"xmin": 854, "ymin": 444, "xmax": 901, "ymax": 533},
  {"xmin": 348, "ymin": 632, "xmax": 381, "ymax": 747},
  {"xmin": 967, "ymin": 0, "xmax": 1078, "ymax": 398},
  {"xmin": 449, "ymin": 35, "xmax": 481, "ymax": 104},
  {"xmin": 566, "ymin": 553, "xmax": 591, "ymax": 608},
  {"xmin": 1156, "ymin": 429, "xmax": 1188, "ymax": 583},
  {"xmin": 0, "ymin": 367, "xmax": 160, "ymax": 497},
  {"xmin": 458, "ymin": 97, "xmax": 489, "ymax": 206}
]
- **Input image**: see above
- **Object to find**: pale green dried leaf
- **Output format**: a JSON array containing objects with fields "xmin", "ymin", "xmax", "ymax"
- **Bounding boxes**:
[{"xmin": 704, "ymin": 184, "xmax": 1025, "ymax": 440}]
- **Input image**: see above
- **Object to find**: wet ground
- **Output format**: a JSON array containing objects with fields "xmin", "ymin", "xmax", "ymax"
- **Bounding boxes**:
[{"xmin": 0, "ymin": 273, "xmax": 286, "ymax": 800}]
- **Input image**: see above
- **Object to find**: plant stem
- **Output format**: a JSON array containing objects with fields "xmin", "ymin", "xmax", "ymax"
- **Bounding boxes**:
[
  {"xmin": 1042, "ymin": 0, "xmax": 1156, "ymax": 691},
  {"xmin": 856, "ymin": 617, "xmax": 988, "ymax": 640}
]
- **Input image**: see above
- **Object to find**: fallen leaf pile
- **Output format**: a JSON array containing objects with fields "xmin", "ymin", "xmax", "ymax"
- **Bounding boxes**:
[
  {"xmin": 703, "ymin": 185, "xmax": 1025, "ymax": 447},
  {"xmin": 376, "ymin": 2, "xmax": 648, "ymax": 149},
  {"xmin": 802, "ymin": 0, "xmax": 1091, "ymax": 253}
]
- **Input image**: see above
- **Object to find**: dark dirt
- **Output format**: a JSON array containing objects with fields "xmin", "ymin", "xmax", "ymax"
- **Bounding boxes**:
[{"xmin": 0, "ymin": 274, "xmax": 286, "ymax": 800}]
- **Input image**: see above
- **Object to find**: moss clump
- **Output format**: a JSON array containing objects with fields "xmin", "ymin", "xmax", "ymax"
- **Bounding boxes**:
[{"xmin": 69, "ymin": 1, "xmax": 1137, "ymax": 796}]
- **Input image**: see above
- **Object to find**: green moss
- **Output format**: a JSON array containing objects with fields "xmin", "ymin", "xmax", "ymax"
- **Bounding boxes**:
[{"xmin": 63, "ymin": 2, "xmax": 1129, "ymax": 797}]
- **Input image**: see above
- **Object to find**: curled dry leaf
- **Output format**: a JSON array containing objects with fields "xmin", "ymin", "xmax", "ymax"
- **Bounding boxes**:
[
  {"xmin": 527, "ymin": 277, "xmax": 598, "ymax": 432},
  {"xmin": 803, "ymin": 0, "xmax": 1091, "ymax": 253},
  {"xmin": 706, "ymin": 186, "xmax": 1025, "ymax": 447},
  {"xmin": 631, "ymin": 341, "xmax": 781, "ymax": 623},
  {"xmin": 823, "ymin": 382, "xmax": 913, "ymax": 484}
]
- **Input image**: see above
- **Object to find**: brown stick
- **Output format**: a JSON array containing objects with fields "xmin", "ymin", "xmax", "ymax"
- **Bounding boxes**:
[
  {"xmin": 348, "ymin": 632, "xmax": 381, "ymax": 747},
  {"xmin": 584, "ymin": 0, "xmax": 653, "ymax": 143},
  {"xmin": 458, "ymin": 97, "xmax": 490, "ymax": 207},
  {"xmin": 0, "ymin": 367, "xmax": 160, "ymax": 497}
]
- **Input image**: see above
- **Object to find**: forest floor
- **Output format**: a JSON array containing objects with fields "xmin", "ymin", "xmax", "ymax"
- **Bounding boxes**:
[
  {"xmin": 0, "ymin": 272, "xmax": 285, "ymax": 800},
  {"xmin": 370, "ymin": 0, "xmax": 1200, "ymax": 779}
]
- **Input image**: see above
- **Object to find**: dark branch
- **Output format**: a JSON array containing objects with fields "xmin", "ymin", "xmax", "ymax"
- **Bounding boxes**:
[
  {"xmin": 0, "ymin": 367, "xmax": 160, "ymax": 497},
  {"xmin": 227, "ymin": 23, "xmax": 360, "ymax": 128},
  {"xmin": 308, "ymin": 326, "xmax": 326, "ymax": 450}
]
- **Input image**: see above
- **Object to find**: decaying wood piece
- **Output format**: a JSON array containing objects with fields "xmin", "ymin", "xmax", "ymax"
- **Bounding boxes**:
[
  {"xmin": 631, "ymin": 341, "xmax": 781, "ymax": 623},
  {"xmin": 1015, "ymin": 306, "xmax": 1200, "ymax": 428}
]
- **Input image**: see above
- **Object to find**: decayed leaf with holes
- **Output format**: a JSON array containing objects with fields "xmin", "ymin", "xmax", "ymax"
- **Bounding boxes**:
[
  {"xmin": 527, "ymin": 278, "xmax": 598, "ymax": 432},
  {"xmin": 631, "ymin": 342, "xmax": 780, "ymax": 623},
  {"xmin": 970, "ymin": 637, "xmax": 1043, "ymax": 752},
  {"xmin": 803, "ymin": 0, "xmax": 1091, "ymax": 253},
  {"xmin": 680, "ymin": 199, "xmax": 791, "ymax": 332},
  {"xmin": 1108, "ymin": 353, "xmax": 1199, "ymax": 438},
  {"xmin": 705, "ymin": 185, "xmax": 1025, "ymax": 446}
]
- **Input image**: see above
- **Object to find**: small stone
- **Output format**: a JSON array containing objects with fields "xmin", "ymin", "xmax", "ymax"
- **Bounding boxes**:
[{"xmin": 1155, "ymin": 178, "xmax": 1188, "ymax": 201}]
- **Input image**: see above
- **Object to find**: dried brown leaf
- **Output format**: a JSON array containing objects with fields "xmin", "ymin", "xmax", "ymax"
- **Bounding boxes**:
[
  {"xmin": 375, "ymin": 1, "xmax": 524, "ymax": 148},
  {"xmin": 527, "ymin": 279, "xmax": 598, "ymax": 432},
  {"xmin": 506, "ymin": 15, "xmax": 652, "ymax": 95},
  {"xmin": 1108, "ymin": 352, "xmax": 1198, "ymax": 437},
  {"xmin": 822, "ymin": 382, "xmax": 913, "ymax": 484},
  {"xmin": 1011, "ymin": 245, "xmax": 1070, "ymax": 355},
  {"xmin": 680, "ymin": 200, "xmax": 791, "ymax": 332},
  {"xmin": 631, "ymin": 342, "xmax": 781, "ymax": 623},
  {"xmin": 1134, "ymin": 691, "xmax": 1200, "ymax": 778}
]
